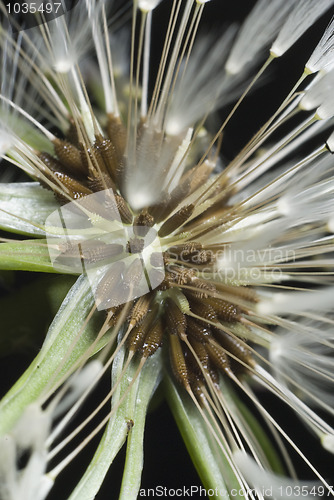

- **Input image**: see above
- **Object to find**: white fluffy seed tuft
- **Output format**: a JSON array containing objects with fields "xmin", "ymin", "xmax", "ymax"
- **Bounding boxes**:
[
  {"xmin": 138, "ymin": 0, "xmax": 163, "ymax": 12},
  {"xmin": 225, "ymin": 0, "xmax": 297, "ymax": 74},
  {"xmin": 270, "ymin": 0, "xmax": 334, "ymax": 58},
  {"xmin": 306, "ymin": 17, "xmax": 334, "ymax": 73},
  {"xmin": 300, "ymin": 70, "xmax": 334, "ymax": 111},
  {"xmin": 233, "ymin": 450, "xmax": 319, "ymax": 500}
]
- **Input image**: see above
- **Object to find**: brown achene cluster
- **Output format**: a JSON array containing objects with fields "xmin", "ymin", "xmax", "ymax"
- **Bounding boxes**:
[{"xmin": 37, "ymin": 113, "xmax": 256, "ymax": 397}]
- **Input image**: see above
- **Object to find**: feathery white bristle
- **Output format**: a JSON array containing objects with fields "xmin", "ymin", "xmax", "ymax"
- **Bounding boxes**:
[
  {"xmin": 233, "ymin": 450, "xmax": 318, "ymax": 500},
  {"xmin": 326, "ymin": 130, "xmax": 334, "ymax": 153},
  {"xmin": 165, "ymin": 27, "xmax": 239, "ymax": 135},
  {"xmin": 0, "ymin": 405, "xmax": 50, "ymax": 500},
  {"xmin": 163, "ymin": 128, "xmax": 193, "ymax": 192},
  {"xmin": 306, "ymin": 17, "xmax": 334, "ymax": 73},
  {"xmin": 300, "ymin": 70, "xmax": 334, "ymax": 111},
  {"xmin": 0, "ymin": 130, "xmax": 15, "ymax": 155},
  {"xmin": 138, "ymin": 0, "xmax": 163, "ymax": 12},
  {"xmin": 316, "ymin": 101, "xmax": 334, "ymax": 120},
  {"xmin": 52, "ymin": 360, "xmax": 103, "ymax": 419},
  {"xmin": 270, "ymin": 0, "xmax": 334, "ymax": 58},
  {"xmin": 257, "ymin": 288, "xmax": 334, "ymax": 316},
  {"xmin": 124, "ymin": 125, "xmax": 190, "ymax": 209},
  {"xmin": 327, "ymin": 214, "xmax": 334, "ymax": 232},
  {"xmin": 0, "ymin": 35, "xmax": 53, "ymax": 153},
  {"xmin": 270, "ymin": 321, "xmax": 334, "ymax": 415},
  {"xmin": 322, "ymin": 434, "xmax": 334, "ymax": 453},
  {"xmin": 225, "ymin": 0, "xmax": 297, "ymax": 74},
  {"xmin": 32, "ymin": 4, "xmax": 97, "ymax": 75}
]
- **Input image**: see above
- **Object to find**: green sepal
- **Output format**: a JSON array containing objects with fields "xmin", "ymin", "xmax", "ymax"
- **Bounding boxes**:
[
  {"xmin": 68, "ymin": 347, "xmax": 162, "ymax": 500},
  {"xmin": 164, "ymin": 374, "xmax": 242, "ymax": 500},
  {"xmin": 0, "ymin": 239, "xmax": 66, "ymax": 273},
  {"xmin": 223, "ymin": 380, "xmax": 286, "ymax": 475},
  {"xmin": 0, "ymin": 183, "xmax": 58, "ymax": 236}
]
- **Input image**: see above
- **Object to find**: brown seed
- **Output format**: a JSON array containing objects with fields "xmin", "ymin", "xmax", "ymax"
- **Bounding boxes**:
[
  {"xmin": 123, "ymin": 257, "xmax": 143, "ymax": 288},
  {"xmin": 107, "ymin": 113, "xmax": 127, "ymax": 160},
  {"xmin": 188, "ymin": 278, "xmax": 217, "ymax": 299},
  {"xmin": 88, "ymin": 171, "xmax": 117, "ymax": 193},
  {"xmin": 168, "ymin": 266, "xmax": 196, "ymax": 286},
  {"xmin": 38, "ymin": 152, "xmax": 92, "ymax": 199},
  {"xmin": 95, "ymin": 261, "xmax": 126, "ymax": 308},
  {"xmin": 76, "ymin": 189, "xmax": 120, "ymax": 221},
  {"xmin": 94, "ymin": 134, "xmax": 119, "ymax": 180},
  {"xmin": 147, "ymin": 192, "xmax": 170, "ymax": 222},
  {"xmin": 59, "ymin": 241, "xmax": 123, "ymax": 267},
  {"xmin": 209, "ymin": 368, "xmax": 220, "ymax": 386},
  {"xmin": 189, "ymin": 337, "xmax": 210, "ymax": 372},
  {"xmin": 196, "ymin": 198, "xmax": 231, "ymax": 222},
  {"xmin": 212, "ymin": 327, "xmax": 254, "ymax": 368},
  {"xmin": 38, "ymin": 151, "xmax": 64, "ymax": 174},
  {"xmin": 126, "ymin": 238, "xmax": 145, "ymax": 254},
  {"xmin": 128, "ymin": 294, "xmax": 153, "ymax": 328},
  {"xmin": 167, "ymin": 242, "xmax": 203, "ymax": 258},
  {"xmin": 158, "ymin": 204, "xmax": 194, "ymax": 237},
  {"xmin": 134, "ymin": 210, "xmax": 155, "ymax": 237},
  {"xmin": 191, "ymin": 379, "xmax": 207, "ymax": 402},
  {"xmin": 206, "ymin": 341, "xmax": 232, "ymax": 376},
  {"xmin": 80, "ymin": 142, "xmax": 110, "ymax": 180},
  {"xmin": 164, "ymin": 298, "xmax": 187, "ymax": 339},
  {"xmin": 157, "ymin": 180, "xmax": 191, "ymax": 222},
  {"xmin": 182, "ymin": 161, "xmax": 215, "ymax": 194},
  {"xmin": 127, "ymin": 302, "xmax": 159, "ymax": 352},
  {"xmin": 186, "ymin": 316, "xmax": 212, "ymax": 343},
  {"xmin": 206, "ymin": 297, "xmax": 240, "ymax": 323},
  {"xmin": 155, "ymin": 271, "xmax": 173, "ymax": 291},
  {"xmin": 142, "ymin": 318, "xmax": 164, "ymax": 358},
  {"xmin": 115, "ymin": 194, "xmax": 133, "ymax": 224},
  {"xmin": 187, "ymin": 249, "xmax": 214, "ymax": 265},
  {"xmin": 169, "ymin": 334, "xmax": 190, "ymax": 390},
  {"xmin": 53, "ymin": 138, "xmax": 86, "ymax": 175},
  {"xmin": 187, "ymin": 296, "xmax": 217, "ymax": 322},
  {"xmin": 108, "ymin": 304, "xmax": 126, "ymax": 327},
  {"xmin": 66, "ymin": 118, "xmax": 80, "ymax": 147},
  {"xmin": 52, "ymin": 170, "xmax": 92, "ymax": 200},
  {"xmin": 214, "ymin": 283, "xmax": 259, "ymax": 303},
  {"xmin": 80, "ymin": 241, "xmax": 123, "ymax": 265}
]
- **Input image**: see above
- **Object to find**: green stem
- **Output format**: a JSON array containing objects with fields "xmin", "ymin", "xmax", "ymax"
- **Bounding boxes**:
[
  {"xmin": 0, "ymin": 239, "xmax": 63, "ymax": 273},
  {"xmin": 164, "ymin": 374, "xmax": 241, "ymax": 500},
  {"xmin": 69, "ymin": 348, "xmax": 162, "ymax": 500}
]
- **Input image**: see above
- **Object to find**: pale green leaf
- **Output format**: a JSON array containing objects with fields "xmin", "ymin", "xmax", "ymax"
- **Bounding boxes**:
[
  {"xmin": 0, "ymin": 182, "xmax": 58, "ymax": 235},
  {"xmin": 68, "ymin": 347, "xmax": 162, "ymax": 500},
  {"xmin": 0, "ymin": 239, "xmax": 66, "ymax": 273},
  {"xmin": 165, "ymin": 375, "xmax": 243, "ymax": 500}
]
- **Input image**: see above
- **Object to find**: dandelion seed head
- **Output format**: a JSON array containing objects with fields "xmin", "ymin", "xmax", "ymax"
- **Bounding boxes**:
[{"xmin": 1, "ymin": 0, "xmax": 334, "ymax": 497}]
